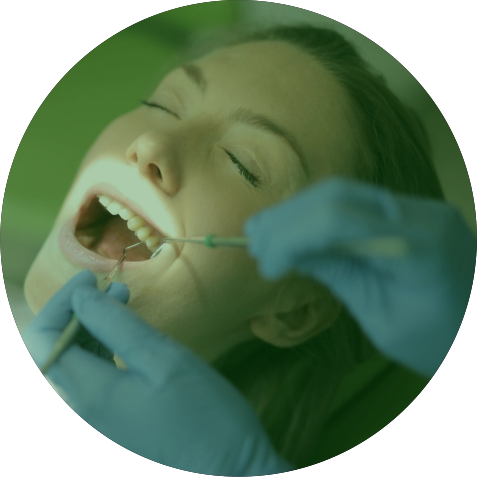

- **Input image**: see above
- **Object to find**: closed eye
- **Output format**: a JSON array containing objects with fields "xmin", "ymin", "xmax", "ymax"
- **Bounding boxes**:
[
  {"xmin": 225, "ymin": 150, "xmax": 259, "ymax": 188},
  {"xmin": 141, "ymin": 100, "xmax": 179, "ymax": 119},
  {"xmin": 142, "ymin": 100, "xmax": 259, "ymax": 187}
]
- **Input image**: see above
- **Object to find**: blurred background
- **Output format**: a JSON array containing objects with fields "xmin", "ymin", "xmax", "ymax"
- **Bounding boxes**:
[{"xmin": 1, "ymin": 0, "xmax": 474, "ymax": 464}]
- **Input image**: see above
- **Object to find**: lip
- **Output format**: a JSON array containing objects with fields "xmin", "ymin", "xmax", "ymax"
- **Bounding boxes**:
[{"xmin": 58, "ymin": 182, "xmax": 172, "ymax": 272}]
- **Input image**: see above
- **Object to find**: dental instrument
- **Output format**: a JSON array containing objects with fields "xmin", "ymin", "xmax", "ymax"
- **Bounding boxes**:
[
  {"xmin": 149, "ymin": 235, "xmax": 246, "ymax": 258},
  {"xmin": 40, "ymin": 242, "xmax": 158, "ymax": 375},
  {"xmin": 152, "ymin": 234, "xmax": 409, "ymax": 258}
]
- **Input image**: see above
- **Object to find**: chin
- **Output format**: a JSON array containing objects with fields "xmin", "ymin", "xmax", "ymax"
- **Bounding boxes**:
[{"xmin": 24, "ymin": 226, "xmax": 83, "ymax": 315}]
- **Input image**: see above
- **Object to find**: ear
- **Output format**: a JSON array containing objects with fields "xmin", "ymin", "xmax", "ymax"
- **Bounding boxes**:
[{"xmin": 249, "ymin": 279, "xmax": 340, "ymax": 348}]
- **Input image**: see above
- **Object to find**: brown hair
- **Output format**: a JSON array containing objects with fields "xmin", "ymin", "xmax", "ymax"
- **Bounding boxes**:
[{"xmin": 212, "ymin": 25, "xmax": 445, "ymax": 468}]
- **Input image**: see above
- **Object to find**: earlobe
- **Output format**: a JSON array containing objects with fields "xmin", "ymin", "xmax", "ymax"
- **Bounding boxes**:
[
  {"xmin": 250, "ymin": 277, "xmax": 341, "ymax": 348},
  {"xmin": 250, "ymin": 301, "xmax": 338, "ymax": 348}
]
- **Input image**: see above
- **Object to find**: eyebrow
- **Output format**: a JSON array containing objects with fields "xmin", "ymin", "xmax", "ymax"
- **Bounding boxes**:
[
  {"xmin": 179, "ymin": 63, "xmax": 310, "ymax": 178},
  {"xmin": 180, "ymin": 63, "xmax": 207, "ymax": 93}
]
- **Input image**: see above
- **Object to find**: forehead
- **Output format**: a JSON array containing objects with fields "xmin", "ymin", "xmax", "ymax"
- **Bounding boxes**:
[
  {"xmin": 194, "ymin": 41, "xmax": 353, "ymax": 178},
  {"xmin": 199, "ymin": 40, "xmax": 327, "ymax": 88},
  {"xmin": 200, "ymin": 40, "xmax": 316, "ymax": 72}
]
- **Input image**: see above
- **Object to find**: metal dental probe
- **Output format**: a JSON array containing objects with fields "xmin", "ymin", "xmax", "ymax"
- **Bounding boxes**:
[
  {"xmin": 40, "ymin": 242, "xmax": 147, "ymax": 375},
  {"xmin": 153, "ymin": 234, "xmax": 409, "ymax": 257},
  {"xmin": 149, "ymin": 236, "xmax": 247, "ymax": 258}
]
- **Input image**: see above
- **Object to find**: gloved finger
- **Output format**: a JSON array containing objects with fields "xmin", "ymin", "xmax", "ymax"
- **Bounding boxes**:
[
  {"xmin": 254, "ymin": 180, "xmax": 394, "ymax": 249},
  {"xmin": 246, "ymin": 179, "xmax": 399, "ymax": 278},
  {"xmin": 72, "ymin": 323, "xmax": 115, "ymax": 362},
  {"xmin": 295, "ymin": 253, "xmax": 378, "ymax": 307},
  {"xmin": 71, "ymin": 283, "xmax": 173, "ymax": 377},
  {"xmin": 105, "ymin": 282, "xmax": 130, "ymax": 304},
  {"xmin": 71, "ymin": 283, "xmax": 128, "ymax": 361},
  {"xmin": 244, "ymin": 183, "xmax": 343, "ymax": 276},
  {"xmin": 44, "ymin": 344, "xmax": 128, "ymax": 420},
  {"xmin": 27, "ymin": 270, "xmax": 97, "ymax": 333}
]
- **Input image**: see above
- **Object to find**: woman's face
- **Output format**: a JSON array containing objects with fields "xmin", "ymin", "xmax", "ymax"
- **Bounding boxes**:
[{"xmin": 25, "ymin": 40, "xmax": 352, "ymax": 361}]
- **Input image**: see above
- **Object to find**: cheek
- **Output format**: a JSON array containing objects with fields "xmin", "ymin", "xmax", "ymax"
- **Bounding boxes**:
[
  {"xmin": 126, "ymin": 245, "xmax": 271, "ymax": 333},
  {"xmin": 183, "ymin": 177, "xmax": 268, "ymax": 239},
  {"xmin": 24, "ymin": 233, "xmax": 81, "ymax": 314},
  {"xmin": 210, "ymin": 249, "xmax": 277, "ymax": 324},
  {"xmin": 79, "ymin": 111, "xmax": 148, "ymax": 170},
  {"xmin": 118, "ymin": 253, "xmax": 268, "ymax": 362}
]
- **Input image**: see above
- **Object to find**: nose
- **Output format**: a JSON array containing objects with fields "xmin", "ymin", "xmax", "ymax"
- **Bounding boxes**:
[
  {"xmin": 126, "ymin": 129, "xmax": 182, "ymax": 196},
  {"xmin": 126, "ymin": 114, "xmax": 219, "ymax": 196}
]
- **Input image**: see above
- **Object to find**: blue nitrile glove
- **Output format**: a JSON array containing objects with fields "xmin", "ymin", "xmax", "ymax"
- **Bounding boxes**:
[
  {"xmin": 22, "ymin": 270, "xmax": 292, "ymax": 476},
  {"xmin": 245, "ymin": 177, "xmax": 476, "ymax": 377}
]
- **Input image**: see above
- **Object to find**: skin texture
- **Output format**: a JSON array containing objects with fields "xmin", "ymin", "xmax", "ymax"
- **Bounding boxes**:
[{"xmin": 25, "ymin": 40, "xmax": 354, "ymax": 362}]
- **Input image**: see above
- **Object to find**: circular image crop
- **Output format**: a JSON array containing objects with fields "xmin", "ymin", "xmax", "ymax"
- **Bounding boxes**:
[{"xmin": 2, "ymin": 1, "xmax": 475, "ymax": 475}]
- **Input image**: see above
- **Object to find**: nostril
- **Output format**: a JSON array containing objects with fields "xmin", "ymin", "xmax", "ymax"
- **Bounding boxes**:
[
  {"xmin": 149, "ymin": 163, "xmax": 162, "ymax": 179},
  {"xmin": 126, "ymin": 142, "xmax": 139, "ymax": 164}
]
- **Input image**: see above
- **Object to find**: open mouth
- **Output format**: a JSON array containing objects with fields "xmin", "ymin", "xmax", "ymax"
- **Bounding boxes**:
[{"xmin": 74, "ymin": 194, "xmax": 165, "ymax": 262}]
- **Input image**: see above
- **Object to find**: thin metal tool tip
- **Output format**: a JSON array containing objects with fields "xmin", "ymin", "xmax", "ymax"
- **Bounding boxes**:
[{"xmin": 150, "ymin": 243, "xmax": 165, "ymax": 259}]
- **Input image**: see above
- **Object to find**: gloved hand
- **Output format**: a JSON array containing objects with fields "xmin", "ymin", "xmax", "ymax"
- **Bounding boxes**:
[
  {"xmin": 22, "ymin": 270, "xmax": 292, "ymax": 476},
  {"xmin": 245, "ymin": 177, "xmax": 476, "ymax": 376}
]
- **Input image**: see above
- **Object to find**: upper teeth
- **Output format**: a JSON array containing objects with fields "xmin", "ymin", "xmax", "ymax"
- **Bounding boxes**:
[{"xmin": 98, "ymin": 195, "xmax": 161, "ymax": 251}]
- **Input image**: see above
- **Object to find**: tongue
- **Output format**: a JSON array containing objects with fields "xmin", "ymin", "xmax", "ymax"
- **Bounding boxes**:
[{"xmin": 95, "ymin": 216, "xmax": 151, "ymax": 261}]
